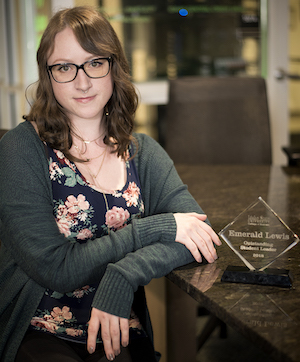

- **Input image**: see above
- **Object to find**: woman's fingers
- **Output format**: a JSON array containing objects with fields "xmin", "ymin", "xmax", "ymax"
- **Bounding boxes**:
[
  {"xmin": 187, "ymin": 213, "xmax": 221, "ymax": 246},
  {"xmin": 105, "ymin": 317, "xmax": 129, "ymax": 359},
  {"xmin": 173, "ymin": 213, "xmax": 221, "ymax": 263},
  {"xmin": 99, "ymin": 314, "xmax": 115, "ymax": 360},
  {"xmin": 106, "ymin": 316, "xmax": 121, "ymax": 359},
  {"xmin": 87, "ymin": 308, "xmax": 100, "ymax": 355},
  {"xmin": 194, "ymin": 216, "xmax": 222, "ymax": 246},
  {"xmin": 120, "ymin": 318, "xmax": 129, "ymax": 348},
  {"xmin": 181, "ymin": 236, "xmax": 202, "ymax": 263},
  {"xmin": 87, "ymin": 308, "xmax": 129, "ymax": 361},
  {"xmin": 194, "ymin": 225, "xmax": 218, "ymax": 261}
]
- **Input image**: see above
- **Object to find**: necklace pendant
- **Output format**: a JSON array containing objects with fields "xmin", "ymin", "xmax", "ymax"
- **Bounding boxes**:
[{"xmin": 83, "ymin": 140, "xmax": 90, "ymax": 144}]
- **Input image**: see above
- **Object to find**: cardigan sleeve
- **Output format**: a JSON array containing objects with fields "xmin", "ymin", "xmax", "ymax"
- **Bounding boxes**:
[
  {"xmin": 134, "ymin": 133, "xmax": 207, "ymax": 217},
  {"xmin": 0, "ymin": 123, "xmax": 180, "ymax": 293},
  {"xmin": 91, "ymin": 133, "xmax": 211, "ymax": 318},
  {"xmin": 92, "ymin": 241, "xmax": 194, "ymax": 318}
]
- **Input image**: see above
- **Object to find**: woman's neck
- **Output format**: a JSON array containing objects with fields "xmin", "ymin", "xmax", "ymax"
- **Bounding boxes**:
[{"xmin": 70, "ymin": 119, "xmax": 105, "ymax": 146}]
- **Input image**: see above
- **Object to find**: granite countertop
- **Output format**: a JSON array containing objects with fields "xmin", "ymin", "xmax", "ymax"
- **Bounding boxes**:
[{"xmin": 167, "ymin": 165, "xmax": 300, "ymax": 362}]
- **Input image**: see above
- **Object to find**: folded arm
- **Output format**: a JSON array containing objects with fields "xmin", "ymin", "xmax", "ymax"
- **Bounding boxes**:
[{"xmin": 0, "ymin": 125, "xmax": 178, "ymax": 292}]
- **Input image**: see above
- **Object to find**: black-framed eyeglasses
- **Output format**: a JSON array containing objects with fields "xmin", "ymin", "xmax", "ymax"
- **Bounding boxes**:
[{"xmin": 47, "ymin": 57, "xmax": 112, "ymax": 83}]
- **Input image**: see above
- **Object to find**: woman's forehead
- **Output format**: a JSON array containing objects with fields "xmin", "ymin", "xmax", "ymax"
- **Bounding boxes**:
[{"xmin": 47, "ymin": 27, "xmax": 97, "ymax": 64}]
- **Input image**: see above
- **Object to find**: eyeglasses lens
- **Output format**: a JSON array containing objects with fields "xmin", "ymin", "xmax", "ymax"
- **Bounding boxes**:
[{"xmin": 50, "ymin": 58, "xmax": 110, "ymax": 83}]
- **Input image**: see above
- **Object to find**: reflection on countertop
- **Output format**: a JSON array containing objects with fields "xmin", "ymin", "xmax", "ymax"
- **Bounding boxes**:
[{"xmin": 168, "ymin": 165, "xmax": 300, "ymax": 362}]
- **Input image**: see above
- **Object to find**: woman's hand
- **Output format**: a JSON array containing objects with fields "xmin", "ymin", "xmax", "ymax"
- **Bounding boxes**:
[
  {"xmin": 87, "ymin": 308, "xmax": 129, "ymax": 361},
  {"xmin": 173, "ymin": 213, "xmax": 221, "ymax": 263}
]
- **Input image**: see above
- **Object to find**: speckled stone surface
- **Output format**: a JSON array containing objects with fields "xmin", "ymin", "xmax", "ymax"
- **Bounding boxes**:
[{"xmin": 167, "ymin": 165, "xmax": 300, "ymax": 362}]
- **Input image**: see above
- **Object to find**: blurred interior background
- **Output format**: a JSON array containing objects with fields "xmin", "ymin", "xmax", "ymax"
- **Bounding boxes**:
[{"xmin": 1, "ymin": 0, "xmax": 299, "ymax": 166}]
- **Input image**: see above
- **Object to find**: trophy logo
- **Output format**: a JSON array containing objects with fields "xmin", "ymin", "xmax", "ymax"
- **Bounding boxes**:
[{"xmin": 219, "ymin": 197, "xmax": 299, "ymax": 287}]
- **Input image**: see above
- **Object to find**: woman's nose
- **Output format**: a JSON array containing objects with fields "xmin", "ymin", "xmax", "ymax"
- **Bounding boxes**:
[{"xmin": 75, "ymin": 68, "xmax": 92, "ymax": 92}]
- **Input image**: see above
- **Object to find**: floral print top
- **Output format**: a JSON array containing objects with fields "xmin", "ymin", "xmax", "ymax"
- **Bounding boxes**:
[{"xmin": 29, "ymin": 144, "xmax": 145, "ymax": 343}]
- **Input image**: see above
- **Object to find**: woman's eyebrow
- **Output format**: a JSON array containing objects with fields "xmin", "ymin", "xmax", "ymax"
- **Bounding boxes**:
[{"xmin": 49, "ymin": 56, "xmax": 101, "ymax": 65}]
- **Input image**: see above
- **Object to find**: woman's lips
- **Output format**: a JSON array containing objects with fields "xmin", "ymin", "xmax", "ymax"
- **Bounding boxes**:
[{"xmin": 74, "ymin": 95, "xmax": 96, "ymax": 103}]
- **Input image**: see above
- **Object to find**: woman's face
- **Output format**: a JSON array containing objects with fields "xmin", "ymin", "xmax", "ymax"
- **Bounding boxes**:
[{"xmin": 47, "ymin": 27, "xmax": 113, "ymax": 125}]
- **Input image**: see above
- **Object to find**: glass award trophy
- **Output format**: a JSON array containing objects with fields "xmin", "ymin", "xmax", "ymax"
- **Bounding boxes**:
[{"xmin": 219, "ymin": 197, "xmax": 299, "ymax": 288}]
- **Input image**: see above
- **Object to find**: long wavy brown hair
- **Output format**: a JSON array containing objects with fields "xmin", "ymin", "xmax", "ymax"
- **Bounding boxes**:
[{"xmin": 25, "ymin": 6, "xmax": 138, "ymax": 161}]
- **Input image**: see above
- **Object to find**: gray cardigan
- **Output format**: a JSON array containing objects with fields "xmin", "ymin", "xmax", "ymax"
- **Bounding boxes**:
[{"xmin": 0, "ymin": 121, "xmax": 205, "ymax": 361}]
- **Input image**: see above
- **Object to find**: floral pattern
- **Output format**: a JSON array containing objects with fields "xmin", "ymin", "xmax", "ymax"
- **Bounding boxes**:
[
  {"xmin": 123, "ymin": 182, "xmax": 140, "ymax": 207},
  {"xmin": 31, "ymin": 306, "xmax": 84, "ymax": 338},
  {"xmin": 30, "ymin": 144, "xmax": 145, "ymax": 343},
  {"xmin": 54, "ymin": 194, "xmax": 96, "ymax": 240},
  {"xmin": 48, "ymin": 149, "xmax": 144, "ymax": 240},
  {"xmin": 47, "ymin": 285, "xmax": 95, "ymax": 301},
  {"xmin": 105, "ymin": 206, "xmax": 130, "ymax": 230}
]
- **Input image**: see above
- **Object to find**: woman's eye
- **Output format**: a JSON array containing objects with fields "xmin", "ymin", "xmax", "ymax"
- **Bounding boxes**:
[
  {"xmin": 58, "ymin": 64, "xmax": 72, "ymax": 72},
  {"xmin": 90, "ymin": 60, "xmax": 102, "ymax": 68}
]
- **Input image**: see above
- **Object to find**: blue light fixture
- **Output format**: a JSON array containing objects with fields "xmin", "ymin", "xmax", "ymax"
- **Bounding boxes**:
[{"xmin": 179, "ymin": 8, "xmax": 188, "ymax": 17}]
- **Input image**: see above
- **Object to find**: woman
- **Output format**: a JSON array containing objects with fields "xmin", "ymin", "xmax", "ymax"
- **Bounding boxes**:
[{"xmin": 0, "ymin": 6, "xmax": 221, "ymax": 362}]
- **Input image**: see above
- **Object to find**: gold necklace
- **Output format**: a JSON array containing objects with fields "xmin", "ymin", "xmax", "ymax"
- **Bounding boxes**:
[
  {"xmin": 83, "ymin": 146, "xmax": 107, "ymax": 181},
  {"xmin": 81, "ymin": 148, "xmax": 111, "ymax": 235},
  {"xmin": 74, "ymin": 144, "xmax": 106, "ymax": 162},
  {"xmin": 71, "ymin": 129, "xmax": 104, "ymax": 144}
]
